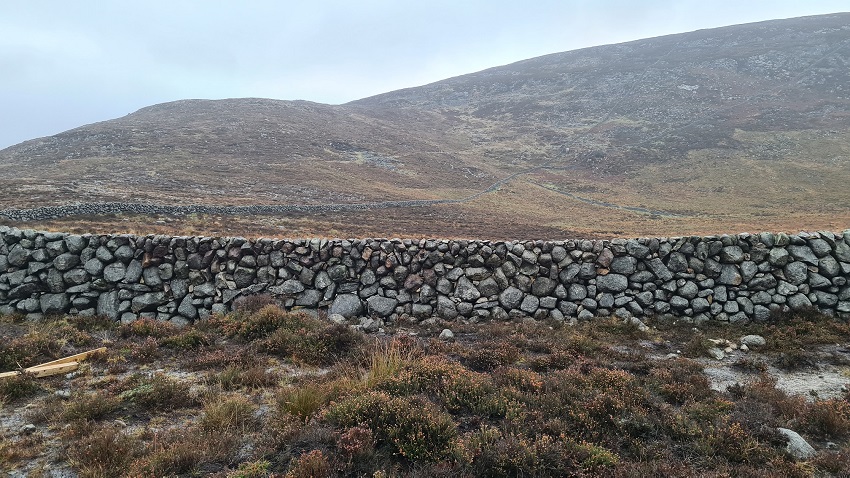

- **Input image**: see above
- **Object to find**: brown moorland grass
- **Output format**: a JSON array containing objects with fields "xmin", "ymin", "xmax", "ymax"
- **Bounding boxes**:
[{"xmin": 0, "ymin": 308, "xmax": 849, "ymax": 476}]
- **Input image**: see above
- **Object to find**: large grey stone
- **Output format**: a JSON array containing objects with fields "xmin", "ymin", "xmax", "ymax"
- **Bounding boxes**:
[
  {"xmin": 717, "ymin": 265, "xmax": 742, "ymax": 286},
  {"xmin": 788, "ymin": 245, "xmax": 818, "ymax": 265},
  {"xmin": 568, "ymin": 283, "xmax": 587, "ymax": 300},
  {"xmin": 678, "ymin": 281, "xmax": 699, "ymax": 300},
  {"xmin": 367, "ymin": 295, "xmax": 398, "ymax": 317},
  {"xmin": 691, "ymin": 297, "xmax": 711, "ymax": 313},
  {"xmin": 818, "ymin": 256, "xmax": 841, "ymax": 278},
  {"xmin": 124, "ymin": 259, "xmax": 143, "ymax": 283},
  {"xmin": 666, "ymin": 252, "xmax": 688, "ymax": 272},
  {"xmin": 314, "ymin": 271, "xmax": 332, "ymax": 289},
  {"xmin": 609, "ymin": 256, "xmax": 637, "ymax": 275},
  {"xmin": 280, "ymin": 279, "xmax": 305, "ymax": 294},
  {"xmin": 463, "ymin": 267, "xmax": 489, "ymax": 281},
  {"xmin": 719, "ymin": 246, "xmax": 744, "ymax": 264},
  {"xmin": 114, "ymin": 245, "xmax": 135, "ymax": 263},
  {"xmin": 670, "ymin": 296, "xmax": 689, "ymax": 310},
  {"xmin": 8, "ymin": 283, "xmax": 41, "ymax": 300},
  {"xmin": 777, "ymin": 281, "xmax": 798, "ymax": 296},
  {"xmin": 131, "ymin": 292, "xmax": 167, "ymax": 313},
  {"xmin": 411, "ymin": 304, "xmax": 433, "ymax": 319},
  {"xmin": 808, "ymin": 238, "xmax": 832, "ymax": 257},
  {"xmin": 296, "ymin": 289, "xmax": 323, "ymax": 307},
  {"xmin": 519, "ymin": 295, "xmax": 540, "ymax": 314},
  {"xmin": 7, "ymin": 245, "xmax": 30, "ymax": 267},
  {"xmin": 65, "ymin": 235, "xmax": 87, "ymax": 253},
  {"xmin": 46, "ymin": 268, "xmax": 66, "ymax": 292},
  {"xmin": 749, "ymin": 274, "xmax": 777, "ymax": 291},
  {"xmin": 813, "ymin": 291, "xmax": 838, "ymax": 308},
  {"xmin": 597, "ymin": 273, "xmax": 628, "ymax": 293},
  {"xmin": 53, "ymin": 253, "xmax": 80, "ymax": 272},
  {"xmin": 40, "ymin": 293, "xmax": 69, "ymax": 314},
  {"xmin": 84, "ymin": 258, "xmax": 104, "ymax": 276},
  {"xmin": 63, "ymin": 268, "xmax": 89, "ymax": 286},
  {"xmin": 329, "ymin": 294, "xmax": 363, "ymax": 319},
  {"xmin": 787, "ymin": 293, "xmax": 813, "ymax": 310},
  {"xmin": 531, "ymin": 277, "xmax": 557, "ymax": 297},
  {"xmin": 753, "ymin": 306, "xmax": 772, "ymax": 321},
  {"xmin": 454, "ymin": 276, "xmax": 481, "ymax": 302},
  {"xmin": 436, "ymin": 295, "xmax": 458, "ymax": 319},
  {"xmin": 834, "ymin": 241, "xmax": 850, "ymax": 262},
  {"xmin": 477, "ymin": 277, "xmax": 500, "ymax": 297},
  {"xmin": 103, "ymin": 262, "xmax": 127, "ymax": 283},
  {"xmin": 768, "ymin": 248, "xmax": 790, "ymax": 266},
  {"xmin": 499, "ymin": 286, "xmax": 524, "ymax": 310},
  {"xmin": 647, "ymin": 258, "xmax": 673, "ymax": 281},
  {"xmin": 328, "ymin": 264, "xmax": 348, "ymax": 282},
  {"xmin": 784, "ymin": 262, "xmax": 808, "ymax": 285},
  {"xmin": 234, "ymin": 267, "xmax": 256, "ymax": 288},
  {"xmin": 625, "ymin": 240, "xmax": 650, "ymax": 258},
  {"xmin": 177, "ymin": 294, "xmax": 198, "ymax": 320},
  {"xmin": 97, "ymin": 291, "xmax": 120, "ymax": 319}
]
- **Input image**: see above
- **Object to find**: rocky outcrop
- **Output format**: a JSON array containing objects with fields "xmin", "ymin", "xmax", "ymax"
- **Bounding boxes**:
[{"xmin": 1, "ymin": 226, "xmax": 848, "ymax": 325}]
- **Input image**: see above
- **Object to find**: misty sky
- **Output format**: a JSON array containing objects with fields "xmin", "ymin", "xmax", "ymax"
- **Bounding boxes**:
[{"xmin": 1, "ymin": 1, "xmax": 848, "ymax": 149}]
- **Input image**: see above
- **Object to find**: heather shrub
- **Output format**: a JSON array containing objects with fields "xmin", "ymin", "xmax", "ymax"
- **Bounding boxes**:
[
  {"xmin": 0, "ymin": 373, "xmax": 41, "ymax": 402},
  {"xmin": 119, "ymin": 317, "xmax": 177, "ymax": 339},
  {"xmin": 213, "ymin": 364, "xmax": 279, "ymax": 390},
  {"xmin": 160, "ymin": 328, "xmax": 211, "ymax": 349},
  {"xmin": 285, "ymin": 449, "xmax": 333, "ymax": 478},
  {"xmin": 374, "ymin": 355, "xmax": 507, "ymax": 417},
  {"xmin": 66, "ymin": 425, "xmax": 141, "ymax": 478},
  {"xmin": 129, "ymin": 336, "xmax": 161, "ymax": 363},
  {"xmin": 460, "ymin": 426, "xmax": 619, "ymax": 476},
  {"xmin": 232, "ymin": 293, "xmax": 278, "ymax": 313},
  {"xmin": 227, "ymin": 459, "xmax": 271, "ymax": 478},
  {"xmin": 456, "ymin": 340, "xmax": 521, "ymax": 372},
  {"xmin": 68, "ymin": 314, "xmax": 116, "ymax": 332},
  {"xmin": 128, "ymin": 428, "xmax": 239, "ymax": 477},
  {"xmin": 697, "ymin": 420, "xmax": 772, "ymax": 464},
  {"xmin": 801, "ymin": 398, "xmax": 850, "ymax": 440},
  {"xmin": 0, "ymin": 332, "xmax": 61, "ymax": 370},
  {"xmin": 211, "ymin": 304, "xmax": 293, "ymax": 340},
  {"xmin": 337, "ymin": 425, "xmax": 376, "ymax": 459},
  {"xmin": 119, "ymin": 373, "xmax": 195, "ymax": 411},
  {"xmin": 649, "ymin": 357, "xmax": 713, "ymax": 405},
  {"xmin": 526, "ymin": 364, "xmax": 652, "ymax": 449},
  {"xmin": 326, "ymin": 391, "xmax": 457, "ymax": 462},
  {"xmin": 61, "ymin": 392, "xmax": 120, "ymax": 422}
]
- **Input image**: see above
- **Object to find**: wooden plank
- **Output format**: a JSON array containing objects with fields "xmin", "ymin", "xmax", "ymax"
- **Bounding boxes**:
[
  {"xmin": 0, "ymin": 347, "xmax": 105, "ymax": 379},
  {"xmin": 33, "ymin": 347, "xmax": 106, "ymax": 368},
  {"xmin": 0, "ymin": 362, "xmax": 79, "ymax": 379},
  {"xmin": 26, "ymin": 362, "xmax": 79, "ymax": 378}
]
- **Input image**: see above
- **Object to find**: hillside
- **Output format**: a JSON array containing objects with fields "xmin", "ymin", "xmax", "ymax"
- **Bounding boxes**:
[{"xmin": 2, "ymin": 13, "xmax": 850, "ymax": 239}]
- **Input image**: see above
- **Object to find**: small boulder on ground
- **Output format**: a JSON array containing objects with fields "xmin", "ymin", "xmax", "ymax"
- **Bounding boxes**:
[
  {"xmin": 439, "ymin": 329, "xmax": 455, "ymax": 341},
  {"xmin": 777, "ymin": 428, "xmax": 816, "ymax": 461},
  {"xmin": 740, "ymin": 335, "xmax": 766, "ymax": 347}
]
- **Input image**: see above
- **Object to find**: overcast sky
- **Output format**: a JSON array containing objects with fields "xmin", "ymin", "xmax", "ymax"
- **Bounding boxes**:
[{"xmin": 1, "ymin": 1, "xmax": 848, "ymax": 149}]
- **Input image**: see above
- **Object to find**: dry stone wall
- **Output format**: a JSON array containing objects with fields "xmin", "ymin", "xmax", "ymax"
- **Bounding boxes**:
[{"xmin": 1, "ymin": 225, "xmax": 849, "ymax": 326}]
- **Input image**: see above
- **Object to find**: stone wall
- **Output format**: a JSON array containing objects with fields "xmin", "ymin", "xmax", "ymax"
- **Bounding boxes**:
[{"xmin": 1, "ymin": 225, "xmax": 849, "ymax": 326}]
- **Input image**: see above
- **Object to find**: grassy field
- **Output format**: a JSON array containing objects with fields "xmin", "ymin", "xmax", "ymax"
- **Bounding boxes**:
[{"xmin": 2, "ymin": 303, "xmax": 849, "ymax": 477}]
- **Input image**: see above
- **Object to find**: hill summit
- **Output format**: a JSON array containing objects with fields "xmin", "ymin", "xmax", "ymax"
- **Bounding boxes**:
[{"xmin": 2, "ymin": 13, "xmax": 850, "ymax": 238}]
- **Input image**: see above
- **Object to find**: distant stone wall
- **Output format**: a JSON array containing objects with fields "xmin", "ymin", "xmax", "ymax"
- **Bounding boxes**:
[{"xmin": 1, "ymin": 225, "xmax": 849, "ymax": 326}]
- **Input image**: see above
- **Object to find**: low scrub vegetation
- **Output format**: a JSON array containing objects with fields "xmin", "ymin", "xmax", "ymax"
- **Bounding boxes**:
[{"xmin": 1, "ymin": 305, "xmax": 849, "ymax": 476}]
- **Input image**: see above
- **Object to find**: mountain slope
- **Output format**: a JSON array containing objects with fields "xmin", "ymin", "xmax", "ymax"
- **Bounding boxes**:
[{"xmin": 2, "ymin": 13, "xmax": 850, "ymax": 238}]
